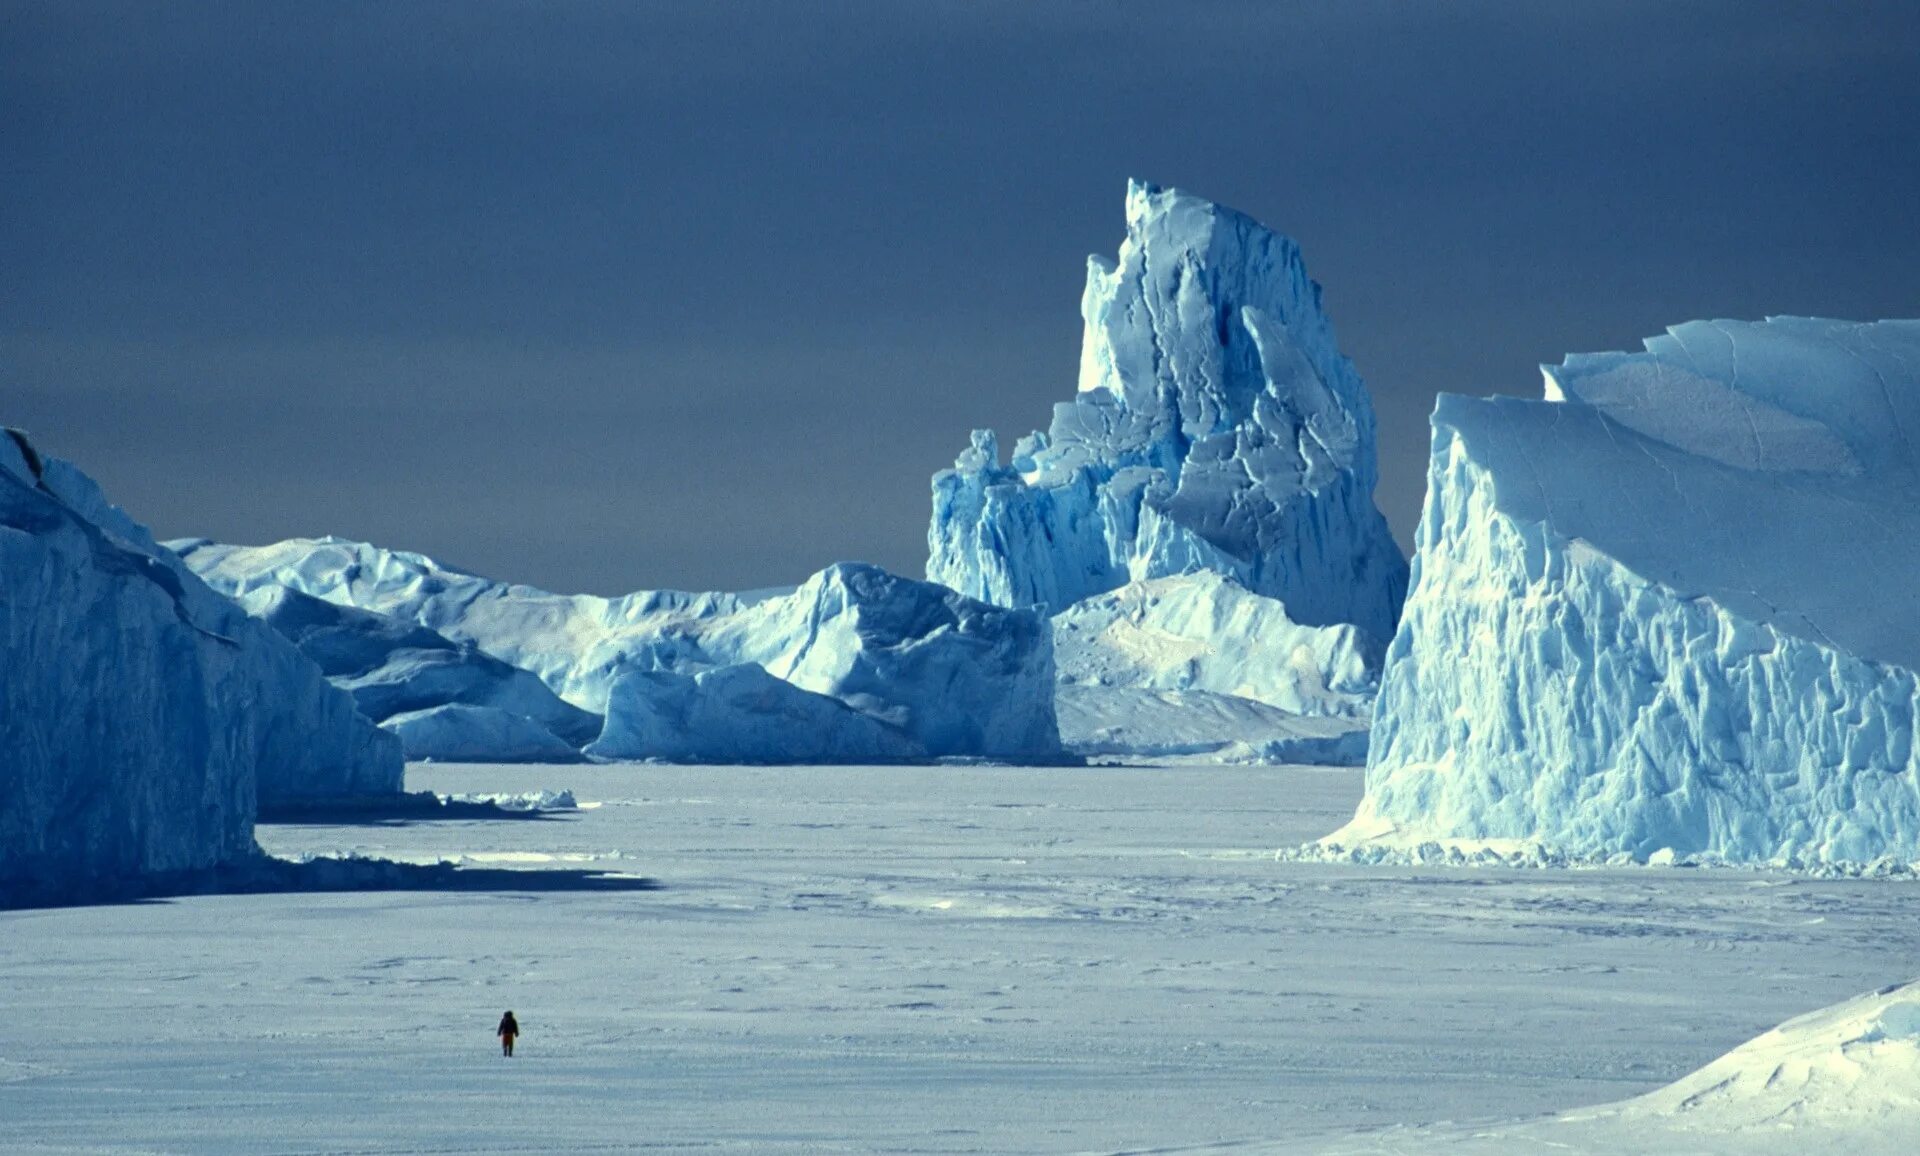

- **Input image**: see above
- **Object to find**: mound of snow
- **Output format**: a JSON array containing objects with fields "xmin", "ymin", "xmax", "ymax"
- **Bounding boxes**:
[
  {"xmin": 1345, "ymin": 317, "xmax": 1920, "ymax": 864},
  {"xmin": 928, "ymin": 180, "xmax": 1406, "ymax": 643},
  {"xmin": 1053, "ymin": 573, "xmax": 1380, "ymax": 718},
  {"xmin": 1295, "ymin": 979, "xmax": 1920, "ymax": 1155},
  {"xmin": 588, "ymin": 663, "xmax": 924, "ymax": 763},
  {"xmin": 1, "ymin": 430, "xmax": 400, "ymax": 901},
  {"xmin": 176, "ymin": 541, "xmax": 1059, "ymax": 761},
  {"xmin": 1059, "ymin": 685, "xmax": 1367, "ymax": 765},
  {"xmin": 236, "ymin": 585, "xmax": 600, "ymax": 759}
]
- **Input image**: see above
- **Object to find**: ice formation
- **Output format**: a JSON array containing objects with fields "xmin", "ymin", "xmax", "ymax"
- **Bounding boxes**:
[
  {"xmin": 234, "ymin": 585, "xmax": 598, "ymax": 760},
  {"xmin": 1050, "ymin": 572, "xmax": 1377, "ymax": 764},
  {"xmin": 1, "ymin": 431, "xmax": 400, "ymax": 899},
  {"xmin": 928, "ymin": 180, "xmax": 1407, "ymax": 644},
  {"xmin": 1053, "ymin": 572, "xmax": 1380, "ymax": 717},
  {"xmin": 177, "ymin": 540, "xmax": 1060, "ymax": 762},
  {"xmin": 588, "ymin": 663, "xmax": 924, "ymax": 763},
  {"xmin": 383, "ymin": 704, "xmax": 584, "ymax": 763},
  {"xmin": 1345, "ymin": 317, "xmax": 1920, "ymax": 863},
  {"xmin": 1056, "ymin": 685, "xmax": 1368, "ymax": 765}
]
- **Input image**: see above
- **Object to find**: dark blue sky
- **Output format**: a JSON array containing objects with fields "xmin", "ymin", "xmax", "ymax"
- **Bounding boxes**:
[{"xmin": 7, "ymin": 2, "xmax": 1917, "ymax": 593}]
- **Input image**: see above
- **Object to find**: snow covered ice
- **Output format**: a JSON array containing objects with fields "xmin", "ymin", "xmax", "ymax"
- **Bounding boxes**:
[
  {"xmin": 10, "ymin": 761, "xmax": 1920, "ymax": 1154},
  {"xmin": 928, "ymin": 181, "xmax": 1406, "ymax": 641},
  {"xmin": 0, "ymin": 431, "xmax": 399, "ymax": 902},
  {"xmin": 1345, "ymin": 317, "xmax": 1920, "ymax": 864},
  {"xmin": 177, "ymin": 540, "xmax": 1060, "ymax": 762}
]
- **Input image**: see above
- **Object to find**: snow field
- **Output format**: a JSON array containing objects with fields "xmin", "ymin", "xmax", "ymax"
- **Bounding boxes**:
[{"xmin": 7, "ymin": 763, "xmax": 1920, "ymax": 1154}]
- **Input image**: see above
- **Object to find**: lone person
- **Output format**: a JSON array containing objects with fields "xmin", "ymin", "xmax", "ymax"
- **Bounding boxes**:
[{"xmin": 497, "ymin": 1010, "xmax": 519, "ymax": 1057}]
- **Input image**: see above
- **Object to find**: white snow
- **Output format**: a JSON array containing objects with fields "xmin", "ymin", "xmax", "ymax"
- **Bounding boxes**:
[
  {"xmin": 1348, "ymin": 317, "xmax": 1920, "ymax": 864},
  {"xmin": 0, "ymin": 431, "xmax": 399, "ymax": 901},
  {"xmin": 928, "ymin": 180, "xmax": 1406, "ymax": 643},
  {"xmin": 175, "ymin": 542, "xmax": 1060, "ymax": 761},
  {"xmin": 8, "ymin": 762, "xmax": 1920, "ymax": 1154},
  {"xmin": 1287, "ymin": 978, "xmax": 1920, "ymax": 1155}
]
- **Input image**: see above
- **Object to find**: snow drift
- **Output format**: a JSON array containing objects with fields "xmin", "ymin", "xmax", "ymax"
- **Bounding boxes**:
[
  {"xmin": 0, "ymin": 431, "xmax": 401, "ymax": 901},
  {"xmin": 1345, "ymin": 317, "xmax": 1920, "ymax": 864},
  {"xmin": 1294, "ymin": 977, "xmax": 1920, "ymax": 1155},
  {"xmin": 928, "ymin": 180, "xmax": 1406, "ymax": 643},
  {"xmin": 176, "ymin": 540, "xmax": 1060, "ymax": 762}
]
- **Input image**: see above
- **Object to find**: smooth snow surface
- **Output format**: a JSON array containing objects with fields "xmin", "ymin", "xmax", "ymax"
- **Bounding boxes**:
[
  {"xmin": 176, "ymin": 541, "xmax": 1059, "ymax": 761},
  {"xmin": 928, "ymin": 181, "xmax": 1406, "ymax": 641},
  {"xmin": 1352, "ymin": 317, "xmax": 1920, "ymax": 864},
  {"xmin": 1275, "ymin": 977, "xmax": 1920, "ymax": 1155},
  {"xmin": 9, "ymin": 763, "xmax": 1920, "ymax": 1154},
  {"xmin": 0, "ymin": 432, "xmax": 398, "ymax": 899}
]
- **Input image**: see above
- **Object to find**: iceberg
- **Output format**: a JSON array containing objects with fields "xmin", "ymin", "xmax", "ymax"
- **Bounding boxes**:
[
  {"xmin": 587, "ymin": 663, "xmax": 925, "ymax": 763},
  {"xmin": 383, "ymin": 704, "xmax": 584, "ymax": 763},
  {"xmin": 1052, "ymin": 572, "xmax": 1380, "ymax": 718},
  {"xmin": 176, "ymin": 541, "xmax": 1061, "ymax": 762},
  {"xmin": 234, "ymin": 585, "xmax": 599, "ymax": 760},
  {"xmin": 1050, "ymin": 572, "xmax": 1378, "ymax": 764},
  {"xmin": 1056, "ymin": 685, "xmax": 1368, "ymax": 765},
  {"xmin": 928, "ymin": 181, "xmax": 1407, "ymax": 644},
  {"xmin": 1344, "ymin": 317, "xmax": 1920, "ymax": 864},
  {"xmin": 1, "ymin": 431, "xmax": 400, "ymax": 901}
]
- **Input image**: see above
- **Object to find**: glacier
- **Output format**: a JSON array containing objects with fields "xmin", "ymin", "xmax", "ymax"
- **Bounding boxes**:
[
  {"xmin": 176, "ymin": 540, "xmax": 1060, "ymax": 762},
  {"xmin": 233, "ymin": 584, "xmax": 599, "ymax": 760},
  {"xmin": 1, "ymin": 431, "xmax": 400, "ymax": 901},
  {"xmin": 1341, "ymin": 317, "xmax": 1920, "ymax": 864},
  {"xmin": 928, "ymin": 180, "xmax": 1407, "ymax": 645}
]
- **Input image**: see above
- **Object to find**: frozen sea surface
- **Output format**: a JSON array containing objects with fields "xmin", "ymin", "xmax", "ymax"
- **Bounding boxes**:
[{"xmin": 6, "ymin": 763, "xmax": 1920, "ymax": 1154}]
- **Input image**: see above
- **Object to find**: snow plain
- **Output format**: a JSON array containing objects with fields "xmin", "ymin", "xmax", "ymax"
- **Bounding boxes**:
[{"xmin": 7, "ymin": 762, "xmax": 1920, "ymax": 1154}]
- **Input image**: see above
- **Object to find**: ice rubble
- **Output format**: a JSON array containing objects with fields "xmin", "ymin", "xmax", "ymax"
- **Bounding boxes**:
[
  {"xmin": 234, "ymin": 585, "xmax": 598, "ymax": 761},
  {"xmin": 1343, "ymin": 317, "xmax": 1920, "ymax": 864},
  {"xmin": 176, "ymin": 540, "xmax": 1060, "ymax": 762},
  {"xmin": 0, "ymin": 431, "xmax": 400, "ymax": 900},
  {"xmin": 928, "ymin": 180, "xmax": 1406, "ymax": 644}
]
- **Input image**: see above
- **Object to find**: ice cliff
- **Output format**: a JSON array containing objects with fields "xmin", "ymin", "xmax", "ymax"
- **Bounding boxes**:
[
  {"xmin": 177, "ymin": 540, "xmax": 1059, "ymax": 762},
  {"xmin": 928, "ymin": 180, "xmax": 1407, "ymax": 643},
  {"xmin": 1343, "ymin": 317, "xmax": 1920, "ymax": 864},
  {"xmin": 1, "ymin": 432, "xmax": 400, "ymax": 900}
]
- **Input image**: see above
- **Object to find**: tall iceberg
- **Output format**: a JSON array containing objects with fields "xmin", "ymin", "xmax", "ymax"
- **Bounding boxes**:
[
  {"xmin": 1, "ymin": 431, "xmax": 400, "ymax": 901},
  {"xmin": 928, "ymin": 180, "xmax": 1407, "ymax": 641},
  {"xmin": 1343, "ymin": 317, "xmax": 1920, "ymax": 864}
]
